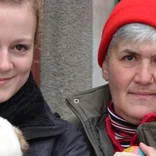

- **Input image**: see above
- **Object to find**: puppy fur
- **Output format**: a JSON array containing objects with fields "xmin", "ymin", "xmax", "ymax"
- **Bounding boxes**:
[{"xmin": 0, "ymin": 117, "xmax": 29, "ymax": 156}]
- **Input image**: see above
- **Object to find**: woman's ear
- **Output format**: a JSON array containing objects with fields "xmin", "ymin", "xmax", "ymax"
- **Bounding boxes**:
[{"xmin": 102, "ymin": 61, "xmax": 109, "ymax": 81}]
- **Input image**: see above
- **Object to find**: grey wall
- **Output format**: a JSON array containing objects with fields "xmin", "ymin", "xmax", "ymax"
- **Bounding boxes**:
[
  {"xmin": 93, "ymin": 0, "xmax": 114, "ymax": 87},
  {"xmin": 41, "ymin": 0, "xmax": 92, "ymax": 120},
  {"xmin": 41, "ymin": 0, "xmax": 114, "ymax": 119}
]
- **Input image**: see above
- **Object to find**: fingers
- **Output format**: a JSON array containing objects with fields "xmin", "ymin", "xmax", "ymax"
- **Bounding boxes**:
[{"xmin": 140, "ymin": 142, "xmax": 156, "ymax": 156}]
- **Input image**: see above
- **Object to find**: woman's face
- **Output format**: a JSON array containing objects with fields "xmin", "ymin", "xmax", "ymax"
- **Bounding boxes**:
[
  {"xmin": 0, "ymin": 3, "xmax": 36, "ymax": 102},
  {"xmin": 102, "ymin": 42, "xmax": 156, "ymax": 125}
]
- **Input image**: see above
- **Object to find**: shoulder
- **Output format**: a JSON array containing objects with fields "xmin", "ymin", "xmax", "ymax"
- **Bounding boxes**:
[
  {"xmin": 25, "ymin": 117, "xmax": 93, "ymax": 156},
  {"xmin": 54, "ymin": 119, "xmax": 93, "ymax": 156}
]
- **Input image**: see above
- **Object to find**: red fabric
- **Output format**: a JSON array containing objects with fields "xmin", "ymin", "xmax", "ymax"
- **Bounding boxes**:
[
  {"xmin": 140, "ymin": 113, "xmax": 156, "ymax": 124},
  {"xmin": 105, "ymin": 117, "xmax": 123, "ymax": 152},
  {"xmin": 105, "ymin": 113, "xmax": 156, "ymax": 152},
  {"xmin": 98, "ymin": 0, "xmax": 156, "ymax": 67}
]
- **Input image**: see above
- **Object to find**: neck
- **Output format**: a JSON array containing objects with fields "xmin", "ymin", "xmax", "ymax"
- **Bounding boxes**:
[
  {"xmin": 0, "ymin": 72, "xmax": 45, "ymax": 126},
  {"xmin": 107, "ymin": 102, "xmax": 137, "ymax": 148}
]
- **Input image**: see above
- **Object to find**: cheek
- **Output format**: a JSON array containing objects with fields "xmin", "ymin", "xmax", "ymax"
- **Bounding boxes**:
[
  {"xmin": 109, "ymin": 61, "xmax": 135, "ymax": 87},
  {"xmin": 108, "ymin": 64, "xmax": 125, "ymax": 88},
  {"xmin": 13, "ymin": 56, "xmax": 33, "ymax": 73}
]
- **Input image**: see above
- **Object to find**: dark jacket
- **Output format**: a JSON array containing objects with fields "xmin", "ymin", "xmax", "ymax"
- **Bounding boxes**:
[
  {"xmin": 0, "ymin": 73, "xmax": 92, "ymax": 156},
  {"xmin": 23, "ymin": 104, "xmax": 92, "ymax": 156},
  {"xmin": 66, "ymin": 84, "xmax": 156, "ymax": 156}
]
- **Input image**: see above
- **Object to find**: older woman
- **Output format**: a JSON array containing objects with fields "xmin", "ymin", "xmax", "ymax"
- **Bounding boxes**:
[{"xmin": 67, "ymin": 0, "xmax": 156, "ymax": 156}]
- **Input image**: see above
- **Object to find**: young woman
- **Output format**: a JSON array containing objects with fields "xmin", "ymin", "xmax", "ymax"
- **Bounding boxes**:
[{"xmin": 0, "ymin": 0, "xmax": 91, "ymax": 155}]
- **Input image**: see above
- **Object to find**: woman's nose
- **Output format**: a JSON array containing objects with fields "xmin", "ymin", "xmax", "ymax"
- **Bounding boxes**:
[
  {"xmin": 134, "ymin": 63, "xmax": 154, "ymax": 85},
  {"xmin": 0, "ymin": 50, "xmax": 13, "ymax": 72}
]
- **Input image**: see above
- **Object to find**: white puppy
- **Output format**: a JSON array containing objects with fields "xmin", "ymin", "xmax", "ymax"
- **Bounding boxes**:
[{"xmin": 0, "ymin": 117, "xmax": 29, "ymax": 156}]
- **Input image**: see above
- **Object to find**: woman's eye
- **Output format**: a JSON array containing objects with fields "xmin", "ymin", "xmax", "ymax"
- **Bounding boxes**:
[
  {"xmin": 124, "ymin": 55, "xmax": 134, "ymax": 61},
  {"xmin": 15, "ymin": 44, "xmax": 27, "ymax": 52},
  {"xmin": 153, "ymin": 57, "xmax": 156, "ymax": 63}
]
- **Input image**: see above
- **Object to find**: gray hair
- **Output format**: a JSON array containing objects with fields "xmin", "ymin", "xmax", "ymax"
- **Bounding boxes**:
[{"xmin": 105, "ymin": 23, "xmax": 156, "ymax": 62}]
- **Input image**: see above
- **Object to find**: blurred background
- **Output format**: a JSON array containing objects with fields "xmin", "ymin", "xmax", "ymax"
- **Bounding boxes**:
[{"xmin": 35, "ymin": 0, "xmax": 117, "ymax": 120}]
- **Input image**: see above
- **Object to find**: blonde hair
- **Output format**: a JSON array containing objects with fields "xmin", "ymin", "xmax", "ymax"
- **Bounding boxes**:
[{"xmin": 0, "ymin": 0, "xmax": 44, "ymax": 50}]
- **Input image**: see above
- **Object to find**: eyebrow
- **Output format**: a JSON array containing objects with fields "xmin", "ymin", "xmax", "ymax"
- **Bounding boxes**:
[
  {"xmin": 13, "ymin": 38, "xmax": 33, "ymax": 43},
  {"xmin": 121, "ymin": 48, "xmax": 156, "ymax": 58},
  {"xmin": 120, "ymin": 49, "xmax": 140, "ymax": 56}
]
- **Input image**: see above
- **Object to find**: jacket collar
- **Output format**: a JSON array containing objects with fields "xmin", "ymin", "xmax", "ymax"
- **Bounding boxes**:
[
  {"xmin": 66, "ymin": 84, "xmax": 111, "ymax": 120},
  {"xmin": 0, "ymin": 72, "xmax": 66, "ymax": 140},
  {"xmin": 66, "ymin": 84, "xmax": 114, "ymax": 156}
]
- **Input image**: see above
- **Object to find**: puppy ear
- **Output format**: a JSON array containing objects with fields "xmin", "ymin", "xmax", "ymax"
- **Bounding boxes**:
[
  {"xmin": 102, "ymin": 61, "xmax": 109, "ymax": 81},
  {"xmin": 13, "ymin": 127, "xmax": 29, "ymax": 152}
]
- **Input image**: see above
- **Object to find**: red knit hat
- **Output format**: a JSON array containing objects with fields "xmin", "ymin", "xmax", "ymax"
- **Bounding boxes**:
[{"xmin": 98, "ymin": 0, "xmax": 156, "ymax": 67}]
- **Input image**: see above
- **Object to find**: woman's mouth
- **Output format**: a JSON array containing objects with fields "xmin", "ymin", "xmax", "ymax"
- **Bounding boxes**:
[
  {"xmin": 0, "ymin": 77, "xmax": 13, "ymax": 85},
  {"xmin": 129, "ymin": 91, "xmax": 156, "ymax": 100}
]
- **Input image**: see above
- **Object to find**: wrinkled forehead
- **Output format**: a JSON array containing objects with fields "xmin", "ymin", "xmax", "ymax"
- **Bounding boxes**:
[{"xmin": 114, "ymin": 41, "xmax": 156, "ymax": 57}]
